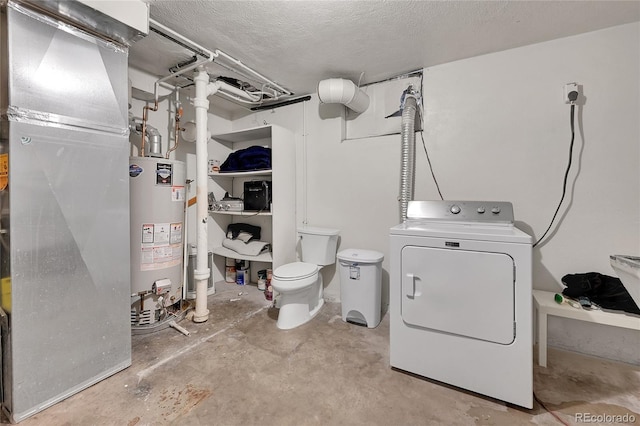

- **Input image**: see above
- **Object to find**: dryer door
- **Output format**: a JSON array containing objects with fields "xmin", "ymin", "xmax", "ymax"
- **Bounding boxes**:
[{"xmin": 401, "ymin": 246, "xmax": 515, "ymax": 344}]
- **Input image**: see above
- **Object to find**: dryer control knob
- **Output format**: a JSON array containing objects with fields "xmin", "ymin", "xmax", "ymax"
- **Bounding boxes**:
[
  {"xmin": 491, "ymin": 206, "xmax": 501, "ymax": 214},
  {"xmin": 450, "ymin": 205, "xmax": 461, "ymax": 214},
  {"xmin": 477, "ymin": 207, "xmax": 485, "ymax": 214}
]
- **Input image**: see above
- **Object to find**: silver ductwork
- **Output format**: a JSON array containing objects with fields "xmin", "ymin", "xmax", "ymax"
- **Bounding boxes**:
[
  {"xmin": 399, "ymin": 89, "xmax": 419, "ymax": 222},
  {"xmin": 145, "ymin": 125, "xmax": 163, "ymax": 157},
  {"xmin": 1, "ymin": 1, "xmax": 134, "ymax": 421},
  {"xmin": 15, "ymin": 0, "xmax": 148, "ymax": 46},
  {"xmin": 130, "ymin": 119, "xmax": 163, "ymax": 157}
]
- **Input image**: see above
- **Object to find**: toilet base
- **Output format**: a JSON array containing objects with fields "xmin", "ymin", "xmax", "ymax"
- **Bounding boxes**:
[
  {"xmin": 274, "ymin": 270, "xmax": 326, "ymax": 330},
  {"xmin": 276, "ymin": 293, "xmax": 325, "ymax": 330},
  {"xmin": 309, "ymin": 298, "xmax": 325, "ymax": 319}
]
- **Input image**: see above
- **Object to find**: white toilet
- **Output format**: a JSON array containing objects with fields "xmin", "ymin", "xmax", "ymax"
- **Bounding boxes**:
[{"xmin": 271, "ymin": 226, "xmax": 340, "ymax": 329}]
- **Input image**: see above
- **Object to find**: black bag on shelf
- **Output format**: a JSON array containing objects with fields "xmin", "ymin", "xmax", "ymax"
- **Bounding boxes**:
[
  {"xmin": 220, "ymin": 146, "xmax": 271, "ymax": 172},
  {"xmin": 561, "ymin": 272, "xmax": 640, "ymax": 315},
  {"xmin": 226, "ymin": 223, "xmax": 261, "ymax": 242}
]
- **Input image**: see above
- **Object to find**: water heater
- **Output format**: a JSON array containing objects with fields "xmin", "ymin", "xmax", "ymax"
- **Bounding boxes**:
[{"xmin": 129, "ymin": 156, "xmax": 186, "ymax": 325}]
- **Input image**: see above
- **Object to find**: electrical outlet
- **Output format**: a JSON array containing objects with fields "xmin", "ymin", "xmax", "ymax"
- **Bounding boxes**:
[{"xmin": 563, "ymin": 83, "xmax": 578, "ymax": 104}]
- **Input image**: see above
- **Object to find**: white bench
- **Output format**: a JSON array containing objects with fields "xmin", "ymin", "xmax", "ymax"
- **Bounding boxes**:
[{"xmin": 533, "ymin": 290, "xmax": 640, "ymax": 367}]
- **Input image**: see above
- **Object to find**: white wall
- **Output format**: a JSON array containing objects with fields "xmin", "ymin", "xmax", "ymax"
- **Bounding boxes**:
[
  {"xmin": 235, "ymin": 22, "xmax": 639, "ymax": 364},
  {"xmin": 417, "ymin": 23, "xmax": 640, "ymax": 364}
]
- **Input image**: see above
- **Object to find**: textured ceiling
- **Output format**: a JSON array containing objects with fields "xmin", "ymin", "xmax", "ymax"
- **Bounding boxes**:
[{"xmin": 129, "ymin": 0, "xmax": 640, "ymax": 116}]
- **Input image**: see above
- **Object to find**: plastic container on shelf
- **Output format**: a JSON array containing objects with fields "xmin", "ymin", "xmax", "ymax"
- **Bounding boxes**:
[
  {"xmin": 236, "ymin": 260, "xmax": 250, "ymax": 285},
  {"xmin": 225, "ymin": 257, "xmax": 237, "ymax": 283}
]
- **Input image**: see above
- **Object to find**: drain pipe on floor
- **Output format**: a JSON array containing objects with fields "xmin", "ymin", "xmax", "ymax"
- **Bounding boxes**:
[{"xmin": 399, "ymin": 86, "xmax": 419, "ymax": 222}]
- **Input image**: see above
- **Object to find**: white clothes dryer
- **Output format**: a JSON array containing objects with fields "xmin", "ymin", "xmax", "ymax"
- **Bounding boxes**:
[{"xmin": 390, "ymin": 201, "xmax": 533, "ymax": 408}]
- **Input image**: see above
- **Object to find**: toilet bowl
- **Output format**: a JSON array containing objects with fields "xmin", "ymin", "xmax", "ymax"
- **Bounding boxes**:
[
  {"xmin": 610, "ymin": 255, "xmax": 640, "ymax": 307},
  {"xmin": 271, "ymin": 262, "xmax": 323, "ymax": 329},
  {"xmin": 271, "ymin": 226, "xmax": 339, "ymax": 330}
]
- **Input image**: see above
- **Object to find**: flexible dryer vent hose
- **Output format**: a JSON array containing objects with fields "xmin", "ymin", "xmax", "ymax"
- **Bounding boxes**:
[{"xmin": 399, "ymin": 94, "xmax": 418, "ymax": 222}]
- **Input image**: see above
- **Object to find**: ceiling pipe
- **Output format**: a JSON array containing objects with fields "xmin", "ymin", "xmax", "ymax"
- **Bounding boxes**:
[
  {"xmin": 214, "ymin": 79, "xmax": 262, "ymax": 103},
  {"xmin": 150, "ymin": 18, "xmax": 215, "ymax": 61},
  {"xmin": 214, "ymin": 50, "xmax": 293, "ymax": 97},
  {"xmin": 149, "ymin": 18, "xmax": 293, "ymax": 103},
  {"xmin": 149, "ymin": 18, "xmax": 292, "ymax": 102},
  {"xmin": 149, "ymin": 18, "xmax": 217, "ymax": 107}
]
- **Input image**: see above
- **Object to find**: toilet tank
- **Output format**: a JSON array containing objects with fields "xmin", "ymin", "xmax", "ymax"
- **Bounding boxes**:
[{"xmin": 299, "ymin": 226, "xmax": 340, "ymax": 266}]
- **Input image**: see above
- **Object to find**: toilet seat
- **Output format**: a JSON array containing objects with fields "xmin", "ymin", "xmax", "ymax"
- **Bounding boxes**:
[
  {"xmin": 272, "ymin": 262, "xmax": 318, "ymax": 291},
  {"xmin": 273, "ymin": 262, "xmax": 318, "ymax": 280}
]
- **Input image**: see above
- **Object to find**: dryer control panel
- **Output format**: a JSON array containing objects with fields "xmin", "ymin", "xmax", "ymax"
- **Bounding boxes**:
[{"xmin": 407, "ymin": 200, "xmax": 514, "ymax": 224}]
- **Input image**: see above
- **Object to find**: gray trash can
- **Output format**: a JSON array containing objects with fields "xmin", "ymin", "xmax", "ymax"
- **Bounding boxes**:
[{"xmin": 337, "ymin": 248, "xmax": 384, "ymax": 328}]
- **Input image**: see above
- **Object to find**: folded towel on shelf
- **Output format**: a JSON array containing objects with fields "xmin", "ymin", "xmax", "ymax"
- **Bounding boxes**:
[
  {"xmin": 234, "ymin": 231, "xmax": 254, "ymax": 243},
  {"xmin": 222, "ymin": 238, "xmax": 271, "ymax": 256}
]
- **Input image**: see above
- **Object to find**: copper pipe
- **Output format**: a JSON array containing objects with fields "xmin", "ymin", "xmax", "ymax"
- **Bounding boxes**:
[
  {"xmin": 138, "ymin": 291, "xmax": 147, "ymax": 312},
  {"xmin": 165, "ymin": 102, "xmax": 183, "ymax": 159}
]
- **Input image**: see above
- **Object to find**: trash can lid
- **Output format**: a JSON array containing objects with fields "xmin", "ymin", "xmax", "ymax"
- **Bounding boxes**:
[{"xmin": 337, "ymin": 249, "xmax": 384, "ymax": 263}]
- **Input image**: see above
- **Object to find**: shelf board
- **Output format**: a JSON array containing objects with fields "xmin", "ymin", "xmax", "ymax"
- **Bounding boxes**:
[
  {"xmin": 212, "ymin": 246, "xmax": 273, "ymax": 263},
  {"xmin": 209, "ymin": 169, "xmax": 272, "ymax": 178},
  {"xmin": 211, "ymin": 125, "xmax": 272, "ymax": 143},
  {"xmin": 209, "ymin": 210, "xmax": 272, "ymax": 216}
]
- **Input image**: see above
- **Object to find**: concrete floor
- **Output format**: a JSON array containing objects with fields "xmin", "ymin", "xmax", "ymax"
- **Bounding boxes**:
[{"xmin": 6, "ymin": 282, "xmax": 640, "ymax": 426}]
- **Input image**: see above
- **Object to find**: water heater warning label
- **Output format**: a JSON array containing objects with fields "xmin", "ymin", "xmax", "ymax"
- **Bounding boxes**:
[
  {"xmin": 172, "ymin": 186, "xmax": 185, "ymax": 202},
  {"xmin": 170, "ymin": 223, "xmax": 182, "ymax": 244},
  {"xmin": 142, "ymin": 224, "xmax": 154, "ymax": 243},
  {"xmin": 139, "ymin": 222, "xmax": 183, "ymax": 271},
  {"xmin": 154, "ymin": 223, "xmax": 170, "ymax": 244}
]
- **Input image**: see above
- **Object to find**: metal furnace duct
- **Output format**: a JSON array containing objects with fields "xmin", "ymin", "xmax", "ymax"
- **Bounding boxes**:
[{"xmin": 1, "ymin": 1, "xmax": 132, "ymax": 422}]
